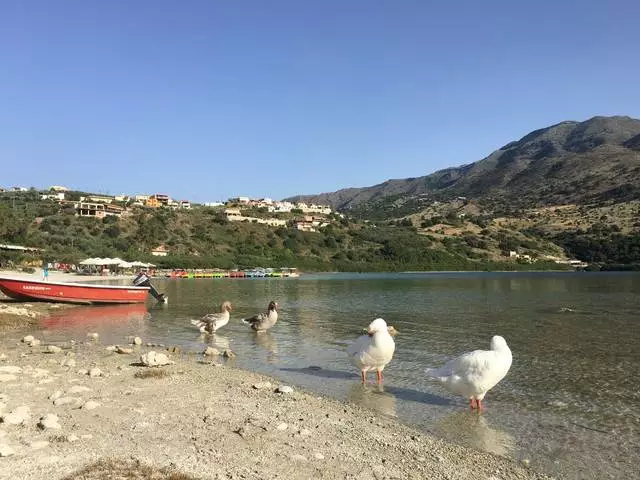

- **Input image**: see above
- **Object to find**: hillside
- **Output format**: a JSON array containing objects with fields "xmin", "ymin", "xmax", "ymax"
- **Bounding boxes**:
[
  {"xmin": 0, "ymin": 191, "xmax": 569, "ymax": 272},
  {"xmin": 1, "ymin": 116, "xmax": 639, "ymax": 271},
  {"xmin": 286, "ymin": 116, "xmax": 640, "ymax": 212}
]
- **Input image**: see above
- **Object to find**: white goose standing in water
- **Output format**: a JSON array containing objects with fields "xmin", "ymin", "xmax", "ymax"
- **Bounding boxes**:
[
  {"xmin": 190, "ymin": 301, "xmax": 232, "ymax": 334},
  {"xmin": 424, "ymin": 335, "xmax": 512, "ymax": 410},
  {"xmin": 347, "ymin": 318, "xmax": 396, "ymax": 384},
  {"xmin": 242, "ymin": 301, "xmax": 278, "ymax": 332}
]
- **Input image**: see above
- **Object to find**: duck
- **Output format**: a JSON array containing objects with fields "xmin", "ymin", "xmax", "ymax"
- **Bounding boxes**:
[
  {"xmin": 347, "ymin": 318, "xmax": 396, "ymax": 384},
  {"xmin": 190, "ymin": 301, "xmax": 232, "ymax": 334},
  {"xmin": 242, "ymin": 301, "xmax": 278, "ymax": 332},
  {"xmin": 424, "ymin": 335, "xmax": 512, "ymax": 410}
]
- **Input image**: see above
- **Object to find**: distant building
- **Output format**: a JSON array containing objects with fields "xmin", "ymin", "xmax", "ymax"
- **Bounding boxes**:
[
  {"xmin": 146, "ymin": 197, "xmax": 160, "ymax": 208},
  {"xmin": 49, "ymin": 185, "xmax": 70, "ymax": 192},
  {"xmin": 41, "ymin": 192, "xmax": 65, "ymax": 201},
  {"xmin": 135, "ymin": 194, "xmax": 150, "ymax": 202},
  {"xmin": 204, "ymin": 202, "xmax": 224, "ymax": 207},
  {"xmin": 76, "ymin": 202, "xmax": 106, "ymax": 219},
  {"xmin": 151, "ymin": 245, "xmax": 170, "ymax": 257},
  {"xmin": 87, "ymin": 195, "xmax": 114, "ymax": 204},
  {"xmin": 152, "ymin": 194, "xmax": 170, "ymax": 205},
  {"xmin": 180, "ymin": 200, "xmax": 191, "ymax": 209}
]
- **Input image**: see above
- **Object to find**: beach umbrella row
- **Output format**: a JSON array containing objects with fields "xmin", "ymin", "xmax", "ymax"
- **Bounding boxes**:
[{"xmin": 78, "ymin": 258, "xmax": 156, "ymax": 268}]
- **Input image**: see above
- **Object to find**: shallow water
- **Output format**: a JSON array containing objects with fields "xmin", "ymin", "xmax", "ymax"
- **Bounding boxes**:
[{"xmin": 30, "ymin": 272, "xmax": 640, "ymax": 479}]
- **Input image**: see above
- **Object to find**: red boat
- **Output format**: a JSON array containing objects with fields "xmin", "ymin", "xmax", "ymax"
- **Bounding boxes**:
[{"xmin": 0, "ymin": 276, "xmax": 150, "ymax": 305}]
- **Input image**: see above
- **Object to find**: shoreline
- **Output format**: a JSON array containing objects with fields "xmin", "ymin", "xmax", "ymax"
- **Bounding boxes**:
[{"xmin": 0, "ymin": 329, "xmax": 551, "ymax": 480}]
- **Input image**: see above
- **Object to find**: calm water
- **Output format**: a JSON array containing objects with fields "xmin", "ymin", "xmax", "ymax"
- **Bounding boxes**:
[{"xmin": 32, "ymin": 272, "xmax": 640, "ymax": 479}]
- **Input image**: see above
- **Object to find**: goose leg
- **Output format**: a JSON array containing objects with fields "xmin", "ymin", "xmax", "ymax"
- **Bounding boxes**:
[
  {"xmin": 360, "ymin": 371, "xmax": 366, "ymax": 384},
  {"xmin": 477, "ymin": 399, "xmax": 484, "ymax": 411},
  {"xmin": 470, "ymin": 398, "xmax": 477, "ymax": 410},
  {"xmin": 376, "ymin": 370, "xmax": 383, "ymax": 384}
]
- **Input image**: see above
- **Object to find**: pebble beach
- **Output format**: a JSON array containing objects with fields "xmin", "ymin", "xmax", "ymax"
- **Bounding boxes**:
[{"xmin": 0, "ymin": 291, "xmax": 553, "ymax": 480}]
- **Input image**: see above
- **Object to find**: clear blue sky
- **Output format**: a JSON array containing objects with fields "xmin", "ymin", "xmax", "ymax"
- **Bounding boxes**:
[{"xmin": 1, "ymin": 1, "xmax": 638, "ymax": 203}]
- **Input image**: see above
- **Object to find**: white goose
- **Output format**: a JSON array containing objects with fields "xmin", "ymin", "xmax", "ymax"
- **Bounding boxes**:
[
  {"xmin": 425, "ymin": 335, "xmax": 512, "ymax": 410},
  {"xmin": 190, "ymin": 301, "xmax": 232, "ymax": 334},
  {"xmin": 347, "ymin": 318, "xmax": 396, "ymax": 384}
]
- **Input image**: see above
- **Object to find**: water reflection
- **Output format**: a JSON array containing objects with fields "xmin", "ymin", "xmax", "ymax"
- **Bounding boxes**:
[
  {"xmin": 39, "ymin": 304, "xmax": 149, "ymax": 330},
  {"xmin": 436, "ymin": 412, "xmax": 516, "ymax": 457},
  {"xmin": 348, "ymin": 383, "xmax": 397, "ymax": 417},
  {"xmin": 202, "ymin": 333, "xmax": 231, "ymax": 352},
  {"xmin": 252, "ymin": 332, "xmax": 278, "ymax": 362}
]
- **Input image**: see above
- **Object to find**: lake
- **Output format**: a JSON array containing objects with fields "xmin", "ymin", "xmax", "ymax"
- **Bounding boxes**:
[{"xmin": 37, "ymin": 272, "xmax": 640, "ymax": 479}]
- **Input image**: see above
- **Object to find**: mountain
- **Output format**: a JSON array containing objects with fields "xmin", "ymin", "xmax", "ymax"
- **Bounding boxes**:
[{"xmin": 286, "ymin": 116, "xmax": 640, "ymax": 214}]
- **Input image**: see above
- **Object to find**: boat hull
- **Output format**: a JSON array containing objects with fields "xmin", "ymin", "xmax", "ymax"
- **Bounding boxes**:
[{"xmin": 0, "ymin": 276, "xmax": 150, "ymax": 305}]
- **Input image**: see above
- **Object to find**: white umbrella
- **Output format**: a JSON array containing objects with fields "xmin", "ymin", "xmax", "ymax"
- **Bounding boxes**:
[
  {"xmin": 118, "ymin": 261, "xmax": 133, "ymax": 268},
  {"xmin": 79, "ymin": 258, "xmax": 98, "ymax": 265}
]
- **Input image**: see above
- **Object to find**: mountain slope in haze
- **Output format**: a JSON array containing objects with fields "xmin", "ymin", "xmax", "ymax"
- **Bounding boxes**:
[{"xmin": 286, "ymin": 116, "xmax": 640, "ymax": 213}]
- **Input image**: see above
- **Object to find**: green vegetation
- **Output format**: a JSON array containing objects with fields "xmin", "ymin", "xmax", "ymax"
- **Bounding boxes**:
[{"xmin": 0, "ymin": 191, "xmax": 568, "ymax": 272}]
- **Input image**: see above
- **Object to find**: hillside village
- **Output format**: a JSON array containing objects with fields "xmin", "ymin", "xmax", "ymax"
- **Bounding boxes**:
[
  {"xmin": 1, "ymin": 184, "xmax": 336, "ymax": 235},
  {"xmin": 0, "ymin": 183, "xmax": 599, "ymax": 271},
  {"xmin": 0, "ymin": 184, "xmax": 346, "ymax": 263}
]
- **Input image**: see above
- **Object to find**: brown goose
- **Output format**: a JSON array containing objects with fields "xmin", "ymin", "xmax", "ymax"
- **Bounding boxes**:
[
  {"xmin": 190, "ymin": 301, "xmax": 232, "ymax": 334},
  {"xmin": 242, "ymin": 301, "xmax": 278, "ymax": 332}
]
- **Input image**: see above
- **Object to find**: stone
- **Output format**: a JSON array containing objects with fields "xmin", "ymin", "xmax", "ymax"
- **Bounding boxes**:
[
  {"xmin": 276, "ymin": 423, "xmax": 288, "ymax": 431},
  {"xmin": 105, "ymin": 346, "xmax": 117, "ymax": 352},
  {"xmin": 0, "ymin": 366, "xmax": 22, "ymax": 374},
  {"xmin": 521, "ymin": 459, "xmax": 531, "ymax": 468},
  {"xmin": 0, "ymin": 444, "xmax": 15, "ymax": 457},
  {"xmin": 313, "ymin": 452, "xmax": 325, "ymax": 460},
  {"xmin": 252, "ymin": 382, "xmax": 272, "ymax": 390},
  {"xmin": 0, "ymin": 354, "xmax": 7, "ymax": 361},
  {"xmin": 140, "ymin": 351, "xmax": 173, "ymax": 367},
  {"xmin": 46, "ymin": 345, "xmax": 62, "ymax": 354},
  {"xmin": 30, "ymin": 440, "xmax": 49, "ymax": 450},
  {"xmin": 116, "ymin": 346, "xmax": 133, "ymax": 354},
  {"xmin": 68, "ymin": 386, "xmax": 91, "ymax": 394},
  {"xmin": 49, "ymin": 390, "xmax": 63, "ymax": 401},
  {"xmin": 0, "ymin": 374, "xmax": 17, "ymax": 383},
  {"xmin": 222, "ymin": 350, "xmax": 236, "ymax": 358},
  {"xmin": 38, "ymin": 414, "xmax": 61, "ymax": 430},
  {"xmin": 32, "ymin": 368, "xmax": 49, "ymax": 378},
  {"xmin": 22, "ymin": 335, "xmax": 34, "ymax": 343},
  {"xmin": 29, "ymin": 339, "xmax": 41, "ymax": 347},
  {"xmin": 167, "ymin": 346, "xmax": 181, "ymax": 353},
  {"xmin": 276, "ymin": 385, "xmax": 294, "ymax": 394},
  {"xmin": 298, "ymin": 428, "xmax": 312, "ymax": 437},
  {"xmin": 66, "ymin": 434, "xmax": 79, "ymax": 443},
  {"xmin": 88, "ymin": 367, "xmax": 103, "ymax": 378},
  {"xmin": 203, "ymin": 347, "xmax": 220, "ymax": 356},
  {"xmin": 82, "ymin": 401, "xmax": 100, "ymax": 410},
  {"xmin": 87, "ymin": 332, "xmax": 99, "ymax": 340},
  {"xmin": 61, "ymin": 358, "xmax": 76, "ymax": 368},
  {"xmin": 1, "ymin": 406, "xmax": 30, "ymax": 425},
  {"xmin": 130, "ymin": 336, "xmax": 142, "ymax": 345},
  {"xmin": 53, "ymin": 396, "xmax": 83, "ymax": 407},
  {"xmin": 77, "ymin": 369, "xmax": 89, "ymax": 376}
]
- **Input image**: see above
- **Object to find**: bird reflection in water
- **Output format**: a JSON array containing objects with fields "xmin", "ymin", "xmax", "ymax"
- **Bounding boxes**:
[
  {"xmin": 436, "ymin": 411, "xmax": 515, "ymax": 457},
  {"xmin": 203, "ymin": 334, "xmax": 230, "ymax": 352},
  {"xmin": 347, "ymin": 383, "xmax": 397, "ymax": 418},
  {"xmin": 253, "ymin": 331, "xmax": 278, "ymax": 363}
]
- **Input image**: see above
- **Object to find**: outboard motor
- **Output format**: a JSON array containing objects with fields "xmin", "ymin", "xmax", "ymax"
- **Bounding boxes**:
[{"xmin": 133, "ymin": 272, "xmax": 167, "ymax": 303}]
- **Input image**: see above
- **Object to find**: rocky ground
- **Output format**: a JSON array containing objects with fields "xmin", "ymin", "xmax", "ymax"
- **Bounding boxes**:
[{"xmin": 0, "ymin": 323, "xmax": 555, "ymax": 480}]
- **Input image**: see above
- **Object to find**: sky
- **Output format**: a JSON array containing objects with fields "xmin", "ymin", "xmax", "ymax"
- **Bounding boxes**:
[{"xmin": 1, "ymin": 1, "xmax": 639, "ymax": 203}]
